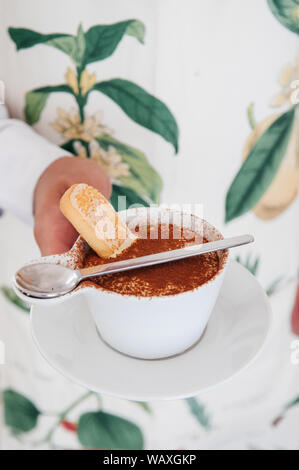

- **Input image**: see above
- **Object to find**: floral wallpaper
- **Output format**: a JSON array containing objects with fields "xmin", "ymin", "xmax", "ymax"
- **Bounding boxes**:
[
  {"xmin": 8, "ymin": 20, "xmax": 178, "ymax": 208},
  {"xmin": 0, "ymin": 0, "xmax": 299, "ymax": 449},
  {"xmin": 224, "ymin": 1, "xmax": 299, "ymax": 223},
  {"xmin": 1, "ymin": 17, "xmax": 204, "ymax": 450}
]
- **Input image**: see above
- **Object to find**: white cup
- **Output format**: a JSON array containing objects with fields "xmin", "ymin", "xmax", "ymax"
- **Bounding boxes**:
[
  {"xmin": 14, "ymin": 207, "xmax": 229, "ymax": 360},
  {"xmin": 84, "ymin": 207, "xmax": 229, "ymax": 359}
]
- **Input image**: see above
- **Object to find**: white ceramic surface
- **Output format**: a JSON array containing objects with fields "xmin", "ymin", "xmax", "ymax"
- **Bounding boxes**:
[
  {"xmin": 85, "ymin": 273, "xmax": 226, "ymax": 359},
  {"xmin": 85, "ymin": 208, "xmax": 228, "ymax": 359},
  {"xmin": 30, "ymin": 260, "xmax": 271, "ymax": 401}
]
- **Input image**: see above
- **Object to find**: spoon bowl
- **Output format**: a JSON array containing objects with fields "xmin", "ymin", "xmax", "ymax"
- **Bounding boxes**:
[{"xmin": 15, "ymin": 263, "xmax": 81, "ymax": 299}]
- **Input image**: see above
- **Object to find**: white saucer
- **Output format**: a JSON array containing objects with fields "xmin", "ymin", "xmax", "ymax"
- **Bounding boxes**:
[{"xmin": 31, "ymin": 261, "xmax": 271, "ymax": 401}]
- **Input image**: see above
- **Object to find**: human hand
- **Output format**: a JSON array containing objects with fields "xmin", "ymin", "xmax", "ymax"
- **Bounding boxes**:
[{"xmin": 34, "ymin": 156, "xmax": 112, "ymax": 256}]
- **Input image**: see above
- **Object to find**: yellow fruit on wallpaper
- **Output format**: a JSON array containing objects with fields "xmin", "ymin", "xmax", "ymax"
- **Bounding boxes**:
[{"xmin": 242, "ymin": 114, "xmax": 299, "ymax": 220}]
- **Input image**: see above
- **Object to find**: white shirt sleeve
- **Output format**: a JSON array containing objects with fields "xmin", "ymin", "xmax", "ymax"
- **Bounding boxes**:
[{"xmin": 0, "ymin": 118, "xmax": 71, "ymax": 225}]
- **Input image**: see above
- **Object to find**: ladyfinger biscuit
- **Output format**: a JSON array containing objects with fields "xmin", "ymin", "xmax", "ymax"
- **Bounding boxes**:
[{"xmin": 60, "ymin": 183, "xmax": 136, "ymax": 258}]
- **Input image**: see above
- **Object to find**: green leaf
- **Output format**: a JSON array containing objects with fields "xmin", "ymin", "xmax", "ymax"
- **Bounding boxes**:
[
  {"xmin": 8, "ymin": 27, "xmax": 71, "ymax": 50},
  {"xmin": 185, "ymin": 397, "xmax": 211, "ymax": 429},
  {"xmin": 93, "ymin": 79, "xmax": 179, "ymax": 153},
  {"xmin": 60, "ymin": 140, "xmax": 76, "ymax": 154},
  {"xmin": 126, "ymin": 20, "xmax": 145, "ymax": 43},
  {"xmin": 266, "ymin": 276, "xmax": 283, "ymax": 296},
  {"xmin": 225, "ymin": 108, "xmax": 295, "ymax": 223},
  {"xmin": 60, "ymin": 139, "xmax": 77, "ymax": 154},
  {"xmin": 235, "ymin": 253, "xmax": 260, "ymax": 276},
  {"xmin": 25, "ymin": 85, "xmax": 73, "ymax": 125},
  {"xmin": 251, "ymin": 257, "xmax": 260, "ymax": 276},
  {"xmin": 60, "ymin": 137, "xmax": 161, "ymax": 203},
  {"xmin": 134, "ymin": 401, "xmax": 152, "ymax": 414},
  {"xmin": 98, "ymin": 135, "xmax": 163, "ymax": 203},
  {"xmin": 84, "ymin": 20, "xmax": 145, "ymax": 65},
  {"xmin": 0, "ymin": 286, "xmax": 30, "ymax": 312},
  {"xmin": 78, "ymin": 411, "xmax": 144, "ymax": 449},
  {"xmin": 267, "ymin": 0, "xmax": 299, "ymax": 34},
  {"xmin": 25, "ymin": 91, "xmax": 48, "ymax": 125},
  {"xmin": 286, "ymin": 395, "xmax": 299, "ymax": 409},
  {"xmin": 8, "ymin": 26, "xmax": 87, "ymax": 66},
  {"xmin": 46, "ymin": 37, "xmax": 82, "ymax": 64},
  {"xmin": 71, "ymin": 24, "xmax": 86, "ymax": 66},
  {"xmin": 110, "ymin": 183, "xmax": 150, "ymax": 211},
  {"xmin": 3, "ymin": 389, "xmax": 41, "ymax": 433},
  {"xmin": 9, "ymin": 20, "xmax": 145, "ymax": 67},
  {"xmin": 61, "ymin": 136, "xmax": 162, "ymax": 203}
]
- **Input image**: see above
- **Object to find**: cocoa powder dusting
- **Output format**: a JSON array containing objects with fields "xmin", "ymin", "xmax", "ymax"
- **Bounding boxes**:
[{"xmin": 80, "ymin": 223, "xmax": 220, "ymax": 297}]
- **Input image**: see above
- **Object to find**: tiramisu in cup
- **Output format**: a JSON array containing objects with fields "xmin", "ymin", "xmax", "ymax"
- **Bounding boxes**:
[{"xmin": 60, "ymin": 185, "xmax": 229, "ymax": 359}]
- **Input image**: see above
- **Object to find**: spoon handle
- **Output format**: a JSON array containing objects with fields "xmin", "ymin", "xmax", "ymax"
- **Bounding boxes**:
[{"xmin": 79, "ymin": 234, "xmax": 254, "ymax": 280}]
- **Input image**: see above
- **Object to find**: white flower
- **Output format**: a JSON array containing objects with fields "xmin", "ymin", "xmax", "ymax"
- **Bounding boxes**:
[
  {"xmin": 52, "ymin": 109, "xmax": 112, "ymax": 141},
  {"xmin": 270, "ymin": 57, "xmax": 299, "ymax": 108},
  {"xmin": 74, "ymin": 140, "xmax": 130, "ymax": 179}
]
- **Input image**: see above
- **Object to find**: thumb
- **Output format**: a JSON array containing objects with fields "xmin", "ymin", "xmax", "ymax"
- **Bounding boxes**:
[{"xmin": 34, "ymin": 208, "xmax": 78, "ymax": 256}]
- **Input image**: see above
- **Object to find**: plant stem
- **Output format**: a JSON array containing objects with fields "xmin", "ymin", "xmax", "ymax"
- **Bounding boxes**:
[
  {"xmin": 59, "ymin": 390, "xmax": 93, "ymax": 420},
  {"xmin": 38, "ymin": 390, "xmax": 93, "ymax": 447},
  {"xmin": 76, "ymin": 66, "xmax": 85, "ymax": 123},
  {"xmin": 247, "ymin": 102, "xmax": 256, "ymax": 130},
  {"xmin": 77, "ymin": 97, "xmax": 85, "ymax": 123},
  {"xmin": 95, "ymin": 393, "xmax": 102, "ymax": 409}
]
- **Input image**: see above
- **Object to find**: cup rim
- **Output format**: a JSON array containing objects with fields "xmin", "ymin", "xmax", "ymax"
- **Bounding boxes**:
[{"xmin": 73, "ymin": 206, "xmax": 229, "ymax": 302}]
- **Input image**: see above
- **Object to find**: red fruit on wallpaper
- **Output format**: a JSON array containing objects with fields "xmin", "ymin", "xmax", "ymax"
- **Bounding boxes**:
[
  {"xmin": 291, "ymin": 283, "xmax": 299, "ymax": 336},
  {"xmin": 61, "ymin": 420, "xmax": 78, "ymax": 433}
]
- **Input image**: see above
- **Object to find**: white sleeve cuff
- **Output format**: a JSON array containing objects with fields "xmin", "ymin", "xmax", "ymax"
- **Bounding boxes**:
[{"xmin": 0, "ymin": 119, "xmax": 72, "ymax": 225}]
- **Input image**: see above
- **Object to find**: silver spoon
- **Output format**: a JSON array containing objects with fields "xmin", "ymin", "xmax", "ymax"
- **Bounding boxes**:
[{"xmin": 14, "ymin": 234, "xmax": 253, "ymax": 299}]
